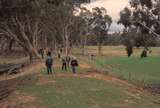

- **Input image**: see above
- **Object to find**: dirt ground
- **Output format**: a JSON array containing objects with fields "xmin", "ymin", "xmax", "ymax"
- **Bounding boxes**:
[
  {"xmin": 0, "ymin": 90, "xmax": 40, "ymax": 108},
  {"xmin": 0, "ymin": 71, "xmax": 144, "ymax": 108},
  {"xmin": 0, "ymin": 61, "xmax": 158, "ymax": 108}
]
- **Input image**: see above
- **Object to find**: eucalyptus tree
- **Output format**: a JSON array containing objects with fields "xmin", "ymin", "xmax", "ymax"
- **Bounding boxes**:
[
  {"xmin": 91, "ymin": 7, "xmax": 112, "ymax": 55},
  {"xmin": 126, "ymin": 0, "xmax": 160, "ymax": 46},
  {"xmin": 119, "ymin": 0, "xmax": 160, "ymax": 57},
  {"xmin": 118, "ymin": 7, "xmax": 134, "ymax": 57},
  {"xmin": 0, "ymin": 0, "xmax": 46, "ymax": 61},
  {"xmin": 74, "ymin": 7, "xmax": 92, "ymax": 55},
  {"xmin": 0, "ymin": 0, "xmax": 91, "ymax": 59},
  {"xmin": 45, "ymin": 0, "xmax": 91, "ymax": 55},
  {"xmin": 130, "ymin": 0, "xmax": 157, "ymax": 48}
]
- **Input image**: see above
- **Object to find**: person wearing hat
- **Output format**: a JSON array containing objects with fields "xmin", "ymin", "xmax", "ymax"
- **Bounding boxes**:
[{"xmin": 70, "ymin": 57, "xmax": 79, "ymax": 74}]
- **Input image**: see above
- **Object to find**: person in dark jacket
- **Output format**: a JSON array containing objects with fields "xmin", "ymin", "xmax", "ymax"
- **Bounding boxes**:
[
  {"xmin": 45, "ymin": 52, "xmax": 53, "ymax": 74},
  {"xmin": 70, "ymin": 57, "xmax": 78, "ymax": 74},
  {"xmin": 62, "ymin": 57, "xmax": 67, "ymax": 71}
]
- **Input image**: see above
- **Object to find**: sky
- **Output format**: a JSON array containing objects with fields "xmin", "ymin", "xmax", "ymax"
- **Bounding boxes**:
[{"xmin": 84, "ymin": 0, "xmax": 130, "ymax": 33}]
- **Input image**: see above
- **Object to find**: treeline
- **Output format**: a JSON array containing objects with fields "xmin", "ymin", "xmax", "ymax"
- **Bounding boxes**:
[{"xmin": 0, "ymin": 0, "xmax": 160, "ymax": 60}]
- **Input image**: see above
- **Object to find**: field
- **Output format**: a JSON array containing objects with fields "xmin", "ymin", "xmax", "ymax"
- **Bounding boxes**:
[
  {"xmin": 95, "ymin": 56, "xmax": 160, "ymax": 84},
  {"xmin": 78, "ymin": 46, "xmax": 160, "ymax": 84},
  {"xmin": 18, "ymin": 75, "xmax": 159, "ymax": 108},
  {"xmin": 0, "ymin": 46, "xmax": 160, "ymax": 108}
]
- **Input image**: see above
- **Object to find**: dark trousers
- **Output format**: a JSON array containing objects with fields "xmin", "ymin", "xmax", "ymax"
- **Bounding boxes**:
[
  {"xmin": 71, "ymin": 66, "xmax": 76, "ymax": 73},
  {"xmin": 47, "ymin": 66, "xmax": 52, "ymax": 74},
  {"xmin": 62, "ymin": 63, "xmax": 67, "ymax": 71}
]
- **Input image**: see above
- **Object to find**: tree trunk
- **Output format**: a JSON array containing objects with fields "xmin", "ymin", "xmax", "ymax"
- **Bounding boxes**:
[
  {"xmin": 80, "ymin": 33, "xmax": 86, "ymax": 56},
  {"xmin": 65, "ymin": 36, "xmax": 69, "ymax": 56},
  {"xmin": 0, "ymin": 40, "xmax": 6, "ymax": 52},
  {"xmin": 28, "ymin": 47, "xmax": 40, "ymax": 62},
  {"xmin": 98, "ymin": 42, "xmax": 102, "ymax": 56},
  {"xmin": 8, "ymin": 39, "xmax": 14, "ymax": 51},
  {"xmin": 81, "ymin": 37, "xmax": 85, "ymax": 55},
  {"xmin": 21, "ymin": 42, "xmax": 40, "ymax": 62},
  {"xmin": 81, "ymin": 44, "xmax": 85, "ymax": 55},
  {"xmin": 65, "ymin": 27, "xmax": 69, "ymax": 56}
]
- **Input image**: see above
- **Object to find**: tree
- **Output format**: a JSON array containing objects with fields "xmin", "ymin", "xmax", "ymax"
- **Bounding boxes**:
[
  {"xmin": 0, "ymin": 0, "xmax": 94, "ymax": 59},
  {"xmin": 119, "ymin": 0, "xmax": 160, "ymax": 57},
  {"xmin": 45, "ymin": 0, "xmax": 91, "ymax": 56},
  {"xmin": 118, "ymin": 7, "xmax": 134, "ymax": 57},
  {"xmin": 91, "ymin": 7, "xmax": 112, "ymax": 55},
  {"xmin": 0, "ymin": 0, "xmax": 45, "ymax": 61},
  {"xmin": 74, "ymin": 7, "xmax": 92, "ymax": 55},
  {"xmin": 129, "ymin": 0, "xmax": 160, "ymax": 41}
]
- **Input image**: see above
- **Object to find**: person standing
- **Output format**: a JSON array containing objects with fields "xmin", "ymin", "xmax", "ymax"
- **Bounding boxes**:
[
  {"xmin": 66, "ymin": 55, "xmax": 71, "ymax": 68},
  {"xmin": 62, "ymin": 57, "xmax": 67, "ymax": 71},
  {"xmin": 45, "ymin": 52, "xmax": 53, "ymax": 74},
  {"xmin": 71, "ymin": 57, "xmax": 78, "ymax": 74}
]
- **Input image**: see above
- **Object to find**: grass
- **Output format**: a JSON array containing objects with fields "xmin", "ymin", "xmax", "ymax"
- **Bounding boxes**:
[
  {"xmin": 94, "ymin": 56, "xmax": 160, "ymax": 84},
  {"xmin": 20, "ymin": 76, "xmax": 160, "ymax": 108},
  {"xmin": 76, "ymin": 46, "xmax": 160, "ymax": 85}
]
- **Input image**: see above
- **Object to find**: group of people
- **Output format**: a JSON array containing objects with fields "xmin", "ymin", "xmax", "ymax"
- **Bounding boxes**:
[{"xmin": 45, "ymin": 51, "xmax": 79, "ymax": 75}]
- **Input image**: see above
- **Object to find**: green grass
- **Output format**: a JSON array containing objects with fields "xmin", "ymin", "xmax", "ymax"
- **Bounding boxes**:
[
  {"xmin": 94, "ymin": 56, "xmax": 160, "ymax": 84},
  {"xmin": 20, "ymin": 76, "xmax": 160, "ymax": 108},
  {"xmin": 74, "ymin": 46, "xmax": 160, "ymax": 84}
]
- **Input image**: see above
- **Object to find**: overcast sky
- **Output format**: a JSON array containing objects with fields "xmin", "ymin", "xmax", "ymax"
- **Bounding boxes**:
[{"xmin": 84, "ymin": 0, "xmax": 129, "ymax": 33}]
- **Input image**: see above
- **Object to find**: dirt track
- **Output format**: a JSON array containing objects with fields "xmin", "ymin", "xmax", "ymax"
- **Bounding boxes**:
[{"xmin": 0, "ymin": 61, "xmax": 140, "ymax": 89}]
